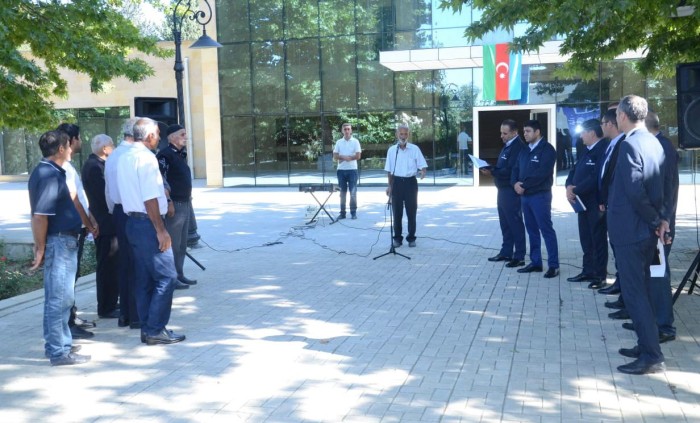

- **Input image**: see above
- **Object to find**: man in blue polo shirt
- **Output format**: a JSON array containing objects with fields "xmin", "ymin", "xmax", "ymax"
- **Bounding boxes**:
[{"xmin": 29, "ymin": 130, "xmax": 91, "ymax": 366}]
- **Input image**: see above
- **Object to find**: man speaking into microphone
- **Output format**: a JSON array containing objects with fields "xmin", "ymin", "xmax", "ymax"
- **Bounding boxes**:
[{"xmin": 384, "ymin": 124, "xmax": 428, "ymax": 248}]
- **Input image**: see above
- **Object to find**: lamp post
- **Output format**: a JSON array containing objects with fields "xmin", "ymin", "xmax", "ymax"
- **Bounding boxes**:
[
  {"xmin": 440, "ymin": 83, "xmax": 460, "ymax": 169},
  {"xmin": 171, "ymin": 0, "xmax": 222, "ymax": 126}
]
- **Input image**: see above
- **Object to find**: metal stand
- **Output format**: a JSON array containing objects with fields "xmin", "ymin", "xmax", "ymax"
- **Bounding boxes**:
[
  {"xmin": 305, "ymin": 189, "xmax": 337, "ymax": 225},
  {"xmin": 186, "ymin": 251, "xmax": 206, "ymax": 271},
  {"xmin": 672, "ymin": 250, "xmax": 700, "ymax": 304},
  {"xmin": 373, "ymin": 195, "xmax": 410, "ymax": 261}
]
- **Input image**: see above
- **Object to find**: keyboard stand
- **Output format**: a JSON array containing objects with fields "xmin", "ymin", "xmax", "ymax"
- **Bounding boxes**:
[{"xmin": 305, "ymin": 189, "xmax": 337, "ymax": 225}]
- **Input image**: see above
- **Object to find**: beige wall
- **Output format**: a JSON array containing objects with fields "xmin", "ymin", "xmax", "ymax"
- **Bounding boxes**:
[{"xmin": 50, "ymin": 39, "xmax": 223, "ymax": 186}]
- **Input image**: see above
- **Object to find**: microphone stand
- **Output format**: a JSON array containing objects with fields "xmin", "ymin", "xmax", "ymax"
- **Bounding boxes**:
[{"xmin": 374, "ymin": 141, "xmax": 410, "ymax": 260}]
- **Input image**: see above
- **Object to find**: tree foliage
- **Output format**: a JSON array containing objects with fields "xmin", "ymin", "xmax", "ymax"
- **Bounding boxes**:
[
  {"xmin": 0, "ymin": 0, "xmax": 169, "ymax": 130},
  {"xmin": 439, "ymin": 0, "xmax": 700, "ymax": 78}
]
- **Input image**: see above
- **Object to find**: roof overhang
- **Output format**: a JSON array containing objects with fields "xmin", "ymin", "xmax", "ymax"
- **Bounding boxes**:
[{"xmin": 379, "ymin": 40, "xmax": 645, "ymax": 71}]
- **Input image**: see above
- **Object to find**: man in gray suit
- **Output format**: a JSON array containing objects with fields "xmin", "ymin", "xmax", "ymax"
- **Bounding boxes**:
[{"xmin": 608, "ymin": 95, "xmax": 670, "ymax": 375}]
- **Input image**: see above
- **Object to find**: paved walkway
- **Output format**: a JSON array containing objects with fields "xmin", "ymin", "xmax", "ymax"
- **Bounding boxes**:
[{"xmin": 1, "ymin": 180, "xmax": 699, "ymax": 422}]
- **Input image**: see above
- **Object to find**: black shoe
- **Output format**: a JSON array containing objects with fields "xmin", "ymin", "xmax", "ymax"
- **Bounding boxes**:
[
  {"xmin": 604, "ymin": 299, "xmax": 625, "ymax": 309},
  {"xmin": 392, "ymin": 240, "xmax": 402, "ymax": 248},
  {"xmin": 70, "ymin": 325, "xmax": 95, "ymax": 340},
  {"xmin": 505, "ymin": 259, "xmax": 525, "ymax": 268},
  {"xmin": 408, "ymin": 241, "xmax": 416, "ymax": 248},
  {"xmin": 98, "ymin": 309, "xmax": 120, "ymax": 319},
  {"xmin": 129, "ymin": 321, "xmax": 142, "ymax": 329},
  {"xmin": 73, "ymin": 316, "xmax": 96, "ymax": 329},
  {"xmin": 118, "ymin": 316, "xmax": 129, "ymax": 327},
  {"xmin": 45, "ymin": 345, "xmax": 81, "ymax": 358},
  {"xmin": 598, "ymin": 280, "xmax": 621, "ymax": 295},
  {"xmin": 622, "ymin": 322, "xmax": 635, "ymax": 331},
  {"xmin": 567, "ymin": 273, "xmax": 593, "ymax": 282},
  {"xmin": 488, "ymin": 254, "xmax": 511, "ymax": 262},
  {"xmin": 351, "ymin": 214, "xmax": 357, "ymax": 220},
  {"xmin": 337, "ymin": 214, "xmax": 346, "ymax": 220},
  {"xmin": 544, "ymin": 268, "xmax": 560, "ymax": 278},
  {"xmin": 619, "ymin": 346, "xmax": 640, "ymax": 359},
  {"xmin": 659, "ymin": 333, "xmax": 676, "ymax": 344},
  {"xmin": 617, "ymin": 359, "xmax": 665, "ymax": 375},
  {"xmin": 587, "ymin": 279, "xmax": 606, "ymax": 289},
  {"xmin": 608, "ymin": 309, "xmax": 630, "ymax": 320},
  {"xmin": 517, "ymin": 264, "xmax": 543, "ymax": 273},
  {"xmin": 50, "ymin": 352, "xmax": 91, "ymax": 366},
  {"xmin": 178, "ymin": 276, "xmax": 197, "ymax": 285},
  {"xmin": 140, "ymin": 331, "xmax": 146, "ymax": 344},
  {"xmin": 174, "ymin": 280, "xmax": 189, "ymax": 290},
  {"xmin": 145, "ymin": 329, "xmax": 186, "ymax": 346}
]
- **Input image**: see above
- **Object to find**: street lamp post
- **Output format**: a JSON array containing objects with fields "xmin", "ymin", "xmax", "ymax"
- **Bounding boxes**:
[{"xmin": 171, "ymin": 0, "xmax": 222, "ymax": 125}]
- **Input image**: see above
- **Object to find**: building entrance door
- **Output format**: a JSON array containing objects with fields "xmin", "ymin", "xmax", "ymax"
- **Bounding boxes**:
[{"xmin": 472, "ymin": 104, "xmax": 556, "ymax": 186}]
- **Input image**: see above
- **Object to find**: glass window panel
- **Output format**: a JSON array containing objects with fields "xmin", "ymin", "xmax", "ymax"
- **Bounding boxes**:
[
  {"xmin": 433, "ymin": 27, "xmax": 469, "ymax": 48},
  {"xmin": 395, "ymin": 0, "xmax": 431, "ymax": 31},
  {"xmin": 431, "ymin": 2, "xmax": 469, "ymax": 29},
  {"xmin": 287, "ymin": 115, "xmax": 333, "ymax": 184},
  {"xmin": 319, "ymin": 0, "xmax": 355, "ymax": 36},
  {"xmin": 219, "ymin": 44, "xmax": 252, "ymax": 115},
  {"xmin": 287, "ymin": 39, "xmax": 321, "ymax": 113},
  {"xmin": 254, "ymin": 116, "xmax": 289, "ymax": 184},
  {"xmin": 321, "ymin": 36, "xmax": 357, "ymax": 112},
  {"xmin": 285, "ymin": 0, "xmax": 319, "ymax": 39},
  {"xmin": 357, "ymin": 35, "xmax": 394, "ymax": 110},
  {"xmin": 647, "ymin": 75, "xmax": 677, "ymax": 101},
  {"xmin": 394, "ymin": 30, "xmax": 432, "ymax": 49},
  {"xmin": 601, "ymin": 61, "xmax": 644, "ymax": 103},
  {"xmin": 221, "ymin": 116, "xmax": 255, "ymax": 184},
  {"xmin": 0, "ymin": 128, "xmax": 41, "ymax": 175},
  {"xmin": 395, "ymin": 71, "xmax": 436, "ymax": 109},
  {"xmin": 216, "ymin": 0, "xmax": 249, "ymax": 42},
  {"xmin": 250, "ymin": 0, "xmax": 283, "ymax": 41},
  {"xmin": 356, "ymin": 0, "xmax": 392, "ymax": 35},
  {"xmin": 252, "ymin": 42, "xmax": 286, "ymax": 114}
]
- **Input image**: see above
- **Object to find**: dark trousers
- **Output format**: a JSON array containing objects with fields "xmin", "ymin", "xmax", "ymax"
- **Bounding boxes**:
[
  {"xmin": 497, "ymin": 187, "xmax": 525, "ymax": 260},
  {"xmin": 94, "ymin": 232, "xmax": 119, "ymax": 316},
  {"xmin": 68, "ymin": 227, "xmax": 87, "ymax": 326},
  {"xmin": 391, "ymin": 176, "xmax": 418, "ymax": 243},
  {"xmin": 615, "ymin": 237, "xmax": 664, "ymax": 364},
  {"xmin": 521, "ymin": 191, "xmax": 559, "ymax": 268},
  {"xmin": 165, "ymin": 200, "xmax": 192, "ymax": 279},
  {"xmin": 337, "ymin": 169, "xmax": 358, "ymax": 216},
  {"xmin": 114, "ymin": 204, "xmax": 138, "ymax": 324},
  {"xmin": 651, "ymin": 242, "xmax": 675, "ymax": 336},
  {"xmin": 577, "ymin": 207, "xmax": 608, "ymax": 278},
  {"xmin": 126, "ymin": 216, "xmax": 177, "ymax": 337}
]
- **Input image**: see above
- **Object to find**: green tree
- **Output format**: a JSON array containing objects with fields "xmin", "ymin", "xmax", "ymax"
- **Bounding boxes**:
[
  {"xmin": 0, "ymin": 0, "xmax": 169, "ymax": 130},
  {"xmin": 439, "ymin": 0, "xmax": 700, "ymax": 78}
]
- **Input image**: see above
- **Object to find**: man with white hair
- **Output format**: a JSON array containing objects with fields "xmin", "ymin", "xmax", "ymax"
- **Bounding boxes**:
[
  {"xmin": 82, "ymin": 134, "xmax": 119, "ymax": 319},
  {"xmin": 105, "ymin": 117, "xmax": 140, "ymax": 328}
]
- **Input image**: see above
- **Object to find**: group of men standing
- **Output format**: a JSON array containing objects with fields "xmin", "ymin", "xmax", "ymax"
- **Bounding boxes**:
[
  {"xmin": 29, "ymin": 117, "xmax": 197, "ymax": 366},
  {"xmin": 486, "ymin": 95, "xmax": 678, "ymax": 375}
]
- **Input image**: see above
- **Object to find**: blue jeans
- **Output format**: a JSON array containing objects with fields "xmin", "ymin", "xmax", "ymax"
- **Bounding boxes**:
[
  {"xmin": 337, "ymin": 169, "xmax": 358, "ymax": 216},
  {"xmin": 43, "ymin": 234, "xmax": 78, "ymax": 359},
  {"xmin": 126, "ymin": 216, "xmax": 177, "ymax": 337}
]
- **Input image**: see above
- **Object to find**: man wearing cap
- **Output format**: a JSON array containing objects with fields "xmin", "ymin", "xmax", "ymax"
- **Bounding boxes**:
[
  {"xmin": 157, "ymin": 124, "xmax": 196, "ymax": 289},
  {"xmin": 564, "ymin": 119, "xmax": 608, "ymax": 289}
]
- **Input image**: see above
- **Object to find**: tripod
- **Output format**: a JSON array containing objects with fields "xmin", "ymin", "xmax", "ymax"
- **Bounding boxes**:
[
  {"xmin": 374, "ymin": 146, "xmax": 410, "ymax": 260},
  {"xmin": 672, "ymin": 250, "xmax": 700, "ymax": 304}
]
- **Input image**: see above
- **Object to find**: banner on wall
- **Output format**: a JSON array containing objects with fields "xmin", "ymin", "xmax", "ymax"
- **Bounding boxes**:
[
  {"xmin": 483, "ymin": 43, "xmax": 522, "ymax": 101},
  {"xmin": 560, "ymin": 106, "xmax": 600, "ymax": 136}
]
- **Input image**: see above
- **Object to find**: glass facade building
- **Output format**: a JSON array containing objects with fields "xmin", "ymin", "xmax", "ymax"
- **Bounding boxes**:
[{"xmin": 215, "ymin": 1, "xmax": 683, "ymax": 187}]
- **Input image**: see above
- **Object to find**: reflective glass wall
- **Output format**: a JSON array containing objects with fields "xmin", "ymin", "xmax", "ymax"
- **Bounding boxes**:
[{"xmin": 216, "ymin": 0, "xmax": 682, "ymax": 187}]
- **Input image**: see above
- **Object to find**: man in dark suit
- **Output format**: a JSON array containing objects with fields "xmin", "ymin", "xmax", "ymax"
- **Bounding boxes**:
[
  {"xmin": 81, "ymin": 134, "xmax": 120, "ymax": 319},
  {"xmin": 642, "ymin": 111, "xmax": 679, "ymax": 343},
  {"xmin": 482, "ymin": 119, "xmax": 526, "ymax": 268},
  {"xmin": 609, "ymin": 95, "xmax": 670, "ymax": 375},
  {"xmin": 511, "ymin": 119, "xmax": 559, "ymax": 278},
  {"xmin": 565, "ymin": 119, "xmax": 608, "ymax": 289}
]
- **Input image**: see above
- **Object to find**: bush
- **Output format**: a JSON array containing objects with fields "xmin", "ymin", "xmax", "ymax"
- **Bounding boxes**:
[{"xmin": 0, "ymin": 240, "xmax": 96, "ymax": 301}]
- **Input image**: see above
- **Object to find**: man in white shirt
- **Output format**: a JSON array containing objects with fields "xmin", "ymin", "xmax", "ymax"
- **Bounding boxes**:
[
  {"xmin": 333, "ymin": 123, "xmax": 362, "ymax": 219},
  {"xmin": 117, "ymin": 118, "xmax": 185, "ymax": 346},
  {"xmin": 384, "ymin": 124, "xmax": 428, "ymax": 248},
  {"xmin": 104, "ymin": 117, "xmax": 140, "ymax": 329},
  {"xmin": 456, "ymin": 123, "xmax": 472, "ymax": 175}
]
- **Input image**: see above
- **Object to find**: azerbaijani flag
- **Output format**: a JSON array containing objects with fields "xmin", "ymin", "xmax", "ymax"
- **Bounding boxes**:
[{"xmin": 483, "ymin": 43, "xmax": 522, "ymax": 101}]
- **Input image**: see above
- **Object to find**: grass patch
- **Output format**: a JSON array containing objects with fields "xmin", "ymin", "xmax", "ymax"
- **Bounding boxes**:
[{"xmin": 0, "ymin": 240, "xmax": 97, "ymax": 301}]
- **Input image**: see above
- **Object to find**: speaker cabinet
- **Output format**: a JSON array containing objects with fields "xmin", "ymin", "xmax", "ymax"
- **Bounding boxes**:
[
  {"xmin": 134, "ymin": 97, "xmax": 178, "ymax": 126},
  {"xmin": 677, "ymin": 62, "xmax": 700, "ymax": 149}
]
